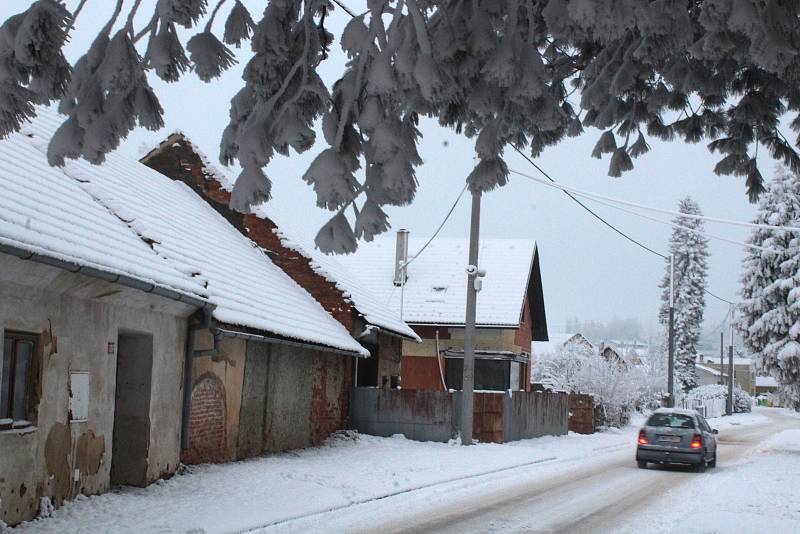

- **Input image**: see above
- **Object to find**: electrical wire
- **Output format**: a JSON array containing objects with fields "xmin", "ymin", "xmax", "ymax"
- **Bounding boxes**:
[
  {"xmin": 512, "ymin": 146, "xmax": 668, "ymax": 259},
  {"xmin": 331, "ymin": 0, "xmax": 358, "ymax": 17},
  {"xmin": 576, "ymin": 192, "xmax": 779, "ymax": 254},
  {"xmin": 404, "ymin": 183, "xmax": 469, "ymax": 268},
  {"xmin": 508, "ymin": 165, "xmax": 800, "ymax": 234},
  {"xmin": 509, "ymin": 147, "xmax": 736, "ymax": 306}
]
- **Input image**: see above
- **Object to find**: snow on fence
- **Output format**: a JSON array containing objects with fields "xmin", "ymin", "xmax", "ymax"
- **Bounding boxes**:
[
  {"xmin": 680, "ymin": 397, "xmax": 726, "ymax": 419},
  {"xmin": 350, "ymin": 388, "xmax": 569, "ymax": 444}
]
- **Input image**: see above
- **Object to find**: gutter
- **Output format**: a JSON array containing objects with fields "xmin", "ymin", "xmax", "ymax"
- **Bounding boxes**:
[
  {"xmin": 362, "ymin": 323, "xmax": 421, "ymax": 343},
  {"xmin": 215, "ymin": 328, "xmax": 368, "ymax": 358},
  {"xmin": 0, "ymin": 242, "xmax": 210, "ymax": 310}
]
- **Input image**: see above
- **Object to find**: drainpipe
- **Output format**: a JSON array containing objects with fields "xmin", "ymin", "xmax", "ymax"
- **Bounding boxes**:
[
  {"xmin": 180, "ymin": 309, "xmax": 220, "ymax": 451},
  {"xmin": 435, "ymin": 328, "xmax": 447, "ymax": 391}
]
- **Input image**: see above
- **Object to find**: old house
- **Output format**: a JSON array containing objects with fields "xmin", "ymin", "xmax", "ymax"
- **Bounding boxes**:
[
  {"xmin": 1, "ymin": 113, "xmax": 204, "ymax": 525},
  {"xmin": 0, "ymin": 111, "xmax": 372, "ymax": 525},
  {"xmin": 337, "ymin": 231, "xmax": 549, "ymax": 391},
  {"xmin": 140, "ymin": 134, "xmax": 420, "ymax": 398}
]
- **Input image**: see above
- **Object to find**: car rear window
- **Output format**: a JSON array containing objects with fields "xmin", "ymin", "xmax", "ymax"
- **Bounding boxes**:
[{"xmin": 647, "ymin": 413, "xmax": 696, "ymax": 429}]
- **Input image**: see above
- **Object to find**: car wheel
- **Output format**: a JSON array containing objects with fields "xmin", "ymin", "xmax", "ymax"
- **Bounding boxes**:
[
  {"xmin": 693, "ymin": 458, "xmax": 707, "ymax": 473},
  {"xmin": 708, "ymin": 451, "xmax": 717, "ymax": 468},
  {"xmin": 637, "ymin": 460, "xmax": 647, "ymax": 469}
]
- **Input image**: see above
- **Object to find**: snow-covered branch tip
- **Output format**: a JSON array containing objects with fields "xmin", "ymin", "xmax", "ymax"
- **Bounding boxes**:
[{"xmin": 4, "ymin": 0, "xmax": 800, "ymax": 253}]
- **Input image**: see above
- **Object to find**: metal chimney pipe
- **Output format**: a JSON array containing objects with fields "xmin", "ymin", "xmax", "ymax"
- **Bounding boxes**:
[{"xmin": 393, "ymin": 229, "xmax": 409, "ymax": 286}]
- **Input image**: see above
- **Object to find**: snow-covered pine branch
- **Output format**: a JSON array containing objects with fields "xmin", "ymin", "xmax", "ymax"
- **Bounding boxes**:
[{"xmin": 5, "ymin": 0, "xmax": 800, "ymax": 252}]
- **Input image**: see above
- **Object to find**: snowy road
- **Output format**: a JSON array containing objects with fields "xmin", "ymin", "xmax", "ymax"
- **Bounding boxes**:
[
  {"xmin": 266, "ymin": 409, "xmax": 800, "ymax": 534},
  {"xmin": 13, "ymin": 409, "xmax": 797, "ymax": 533}
]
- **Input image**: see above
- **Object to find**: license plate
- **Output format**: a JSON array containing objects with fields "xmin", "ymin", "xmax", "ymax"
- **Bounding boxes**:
[{"xmin": 658, "ymin": 435, "xmax": 681, "ymax": 443}]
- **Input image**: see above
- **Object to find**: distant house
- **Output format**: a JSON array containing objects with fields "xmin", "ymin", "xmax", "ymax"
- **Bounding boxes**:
[
  {"xmin": 755, "ymin": 375, "xmax": 779, "ymax": 396},
  {"xmin": 0, "ymin": 111, "xmax": 378, "ymax": 525},
  {"xmin": 696, "ymin": 356, "xmax": 755, "ymax": 395},
  {"xmin": 337, "ymin": 231, "xmax": 549, "ymax": 391},
  {"xmin": 531, "ymin": 333, "xmax": 594, "ymax": 360},
  {"xmin": 599, "ymin": 343, "xmax": 629, "ymax": 367}
]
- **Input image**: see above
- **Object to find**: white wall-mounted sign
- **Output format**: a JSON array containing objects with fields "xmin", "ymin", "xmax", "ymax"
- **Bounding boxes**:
[{"xmin": 69, "ymin": 371, "xmax": 90, "ymax": 423}]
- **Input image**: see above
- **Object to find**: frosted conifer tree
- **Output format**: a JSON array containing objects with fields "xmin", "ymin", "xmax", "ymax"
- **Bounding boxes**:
[
  {"xmin": 659, "ymin": 197, "xmax": 710, "ymax": 392},
  {"xmin": 738, "ymin": 168, "xmax": 800, "ymax": 409},
  {"xmin": 4, "ymin": 1, "xmax": 800, "ymax": 252}
]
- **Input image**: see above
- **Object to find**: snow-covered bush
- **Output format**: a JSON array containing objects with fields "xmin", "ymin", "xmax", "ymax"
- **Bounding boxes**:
[
  {"xmin": 687, "ymin": 384, "xmax": 752, "ymax": 413},
  {"xmin": 534, "ymin": 340, "xmax": 667, "ymax": 428}
]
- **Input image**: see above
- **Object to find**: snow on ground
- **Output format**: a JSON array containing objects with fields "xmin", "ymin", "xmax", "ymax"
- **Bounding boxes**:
[
  {"xmin": 14, "ymin": 422, "xmax": 641, "ymax": 533},
  {"xmin": 10, "ymin": 411, "xmax": 770, "ymax": 534},
  {"xmin": 617, "ymin": 408, "xmax": 800, "ymax": 534}
]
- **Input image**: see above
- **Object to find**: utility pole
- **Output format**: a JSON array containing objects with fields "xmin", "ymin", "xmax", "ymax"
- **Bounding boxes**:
[
  {"xmin": 667, "ymin": 254, "xmax": 675, "ymax": 408},
  {"xmin": 461, "ymin": 191, "xmax": 481, "ymax": 445},
  {"xmin": 719, "ymin": 332, "xmax": 724, "ymax": 385},
  {"xmin": 727, "ymin": 306, "xmax": 735, "ymax": 415}
]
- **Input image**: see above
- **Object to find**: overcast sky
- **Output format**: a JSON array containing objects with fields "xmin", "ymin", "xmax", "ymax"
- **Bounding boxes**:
[{"xmin": 5, "ymin": 1, "xmax": 783, "ymax": 335}]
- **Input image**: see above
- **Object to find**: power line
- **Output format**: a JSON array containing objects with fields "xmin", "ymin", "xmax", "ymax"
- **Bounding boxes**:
[
  {"xmin": 570, "ymin": 189, "xmax": 779, "ymax": 254},
  {"xmin": 509, "ymin": 146, "xmax": 735, "ymax": 306},
  {"xmin": 510, "ymin": 146, "xmax": 667, "ymax": 259},
  {"xmin": 405, "ymin": 183, "xmax": 469, "ymax": 268},
  {"xmin": 509, "ymin": 163, "xmax": 800, "ymax": 233},
  {"xmin": 331, "ymin": 0, "xmax": 358, "ymax": 18}
]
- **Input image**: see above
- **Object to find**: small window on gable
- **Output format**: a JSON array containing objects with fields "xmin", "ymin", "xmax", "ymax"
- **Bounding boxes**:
[{"xmin": 1, "ymin": 331, "xmax": 39, "ymax": 429}]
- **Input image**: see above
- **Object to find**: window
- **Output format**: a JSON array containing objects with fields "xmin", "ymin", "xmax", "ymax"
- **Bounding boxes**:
[
  {"xmin": 646, "ymin": 413, "xmax": 696, "ymax": 429},
  {"xmin": 1, "ymin": 331, "xmax": 38, "ymax": 428}
]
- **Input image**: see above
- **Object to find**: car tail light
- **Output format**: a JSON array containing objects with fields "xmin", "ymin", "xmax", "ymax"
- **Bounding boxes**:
[
  {"xmin": 638, "ymin": 430, "xmax": 649, "ymax": 445},
  {"xmin": 690, "ymin": 434, "xmax": 703, "ymax": 449}
]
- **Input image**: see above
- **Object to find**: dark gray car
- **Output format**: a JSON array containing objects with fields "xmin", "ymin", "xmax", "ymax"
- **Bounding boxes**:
[{"xmin": 636, "ymin": 408, "xmax": 718, "ymax": 472}]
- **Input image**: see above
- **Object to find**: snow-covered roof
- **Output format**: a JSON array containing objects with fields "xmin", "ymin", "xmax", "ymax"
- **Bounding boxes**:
[
  {"xmin": 697, "ymin": 364, "xmax": 725, "ymax": 377},
  {"xmin": 337, "ymin": 236, "xmax": 539, "ymax": 327},
  {"xmin": 142, "ymin": 131, "xmax": 418, "ymax": 342},
  {"xmin": 0, "ymin": 118, "xmax": 206, "ymax": 302},
  {"xmin": 531, "ymin": 333, "xmax": 592, "ymax": 357},
  {"xmin": 6, "ymin": 110, "xmax": 367, "ymax": 356},
  {"xmin": 756, "ymin": 376, "xmax": 778, "ymax": 388},
  {"xmin": 253, "ymin": 204, "xmax": 420, "ymax": 341}
]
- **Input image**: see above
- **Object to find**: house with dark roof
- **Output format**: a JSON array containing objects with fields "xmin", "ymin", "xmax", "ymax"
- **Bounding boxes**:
[
  {"xmin": 0, "ymin": 111, "xmax": 395, "ymax": 526},
  {"xmin": 337, "ymin": 231, "xmax": 549, "ymax": 392}
]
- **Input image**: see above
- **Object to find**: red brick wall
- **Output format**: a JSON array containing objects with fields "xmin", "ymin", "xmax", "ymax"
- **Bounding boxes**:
[
  {"xmin": 309, "ymin": 353, "xmax": 353, "ymax": 444},
  {"xmin": 182, "ymin": 374, "xmax": 226, "ymax": 464}
]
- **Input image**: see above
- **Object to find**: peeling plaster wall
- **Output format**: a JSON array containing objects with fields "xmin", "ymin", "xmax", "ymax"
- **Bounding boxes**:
[
  {"xmin": 184, "ymin": 338, "xmax": 355, "ymax": 463},
  {"xmin": 0, "ymin": 255, "xmax": 193, "ymax": 526}
]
